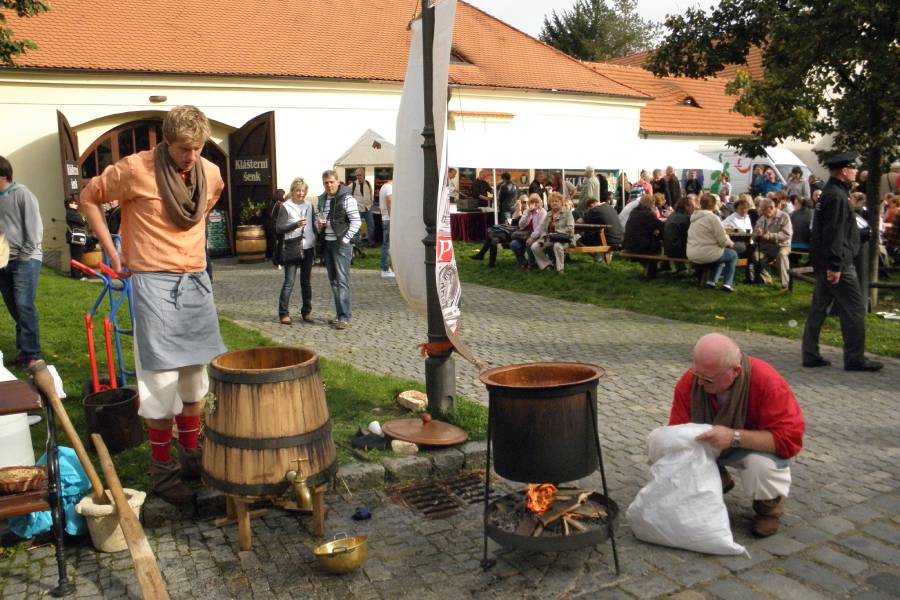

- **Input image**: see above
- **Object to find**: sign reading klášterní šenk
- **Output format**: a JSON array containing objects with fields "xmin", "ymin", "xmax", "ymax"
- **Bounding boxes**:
[{"xmin": 233, "ymin": 156, "xmax": 271, "ymax": 185}]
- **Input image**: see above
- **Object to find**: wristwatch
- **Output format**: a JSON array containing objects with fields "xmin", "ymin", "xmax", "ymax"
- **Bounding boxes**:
[{"xmin": 730, "ymin": 429, "xmax": 742, "ymax": 448}]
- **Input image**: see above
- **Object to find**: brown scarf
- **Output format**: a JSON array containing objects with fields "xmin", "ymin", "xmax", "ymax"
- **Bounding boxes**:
[
  {"xmin": 689, "ymin": 353, "xmax": 752, "ymax": 456},
  {"xmin": 153, "ymin": 143, "xmax": 207, "ymax": 230}
]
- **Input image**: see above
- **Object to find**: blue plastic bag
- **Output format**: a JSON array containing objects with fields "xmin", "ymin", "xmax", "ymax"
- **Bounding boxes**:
[{"xmin": 9, "ymin": 447, "xmax": 91, "ymax": 538}]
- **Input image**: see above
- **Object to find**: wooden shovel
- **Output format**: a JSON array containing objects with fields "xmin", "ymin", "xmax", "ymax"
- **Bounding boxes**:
[
  {"xmin": 93, "ymin": 433, "xmax": 169, "ymax": 600},
  {"xmin": 29, "ymin": 360, "xmax": 107, "ymax": 504}
]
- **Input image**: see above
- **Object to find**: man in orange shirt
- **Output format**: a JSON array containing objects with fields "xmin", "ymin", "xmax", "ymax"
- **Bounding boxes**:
[{"xmin": 81, "ymin": 106, "xmax": 226, "ymax": 504}]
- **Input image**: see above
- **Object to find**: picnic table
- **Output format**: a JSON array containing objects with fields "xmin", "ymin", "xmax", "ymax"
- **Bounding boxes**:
[{"xmin": 570, "ymin": 223, "xmax": 614, "ymax": 265}]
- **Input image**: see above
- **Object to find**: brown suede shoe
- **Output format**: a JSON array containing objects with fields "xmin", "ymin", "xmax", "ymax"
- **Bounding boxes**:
[
  {"xmin": 176, "ymin": 441, "xmax": 203, "ymax": 481},
  {"xmin": 751, "ymin": 496, "xmax": 785, "ymax": 537},
  {"xmin": 718, "ymin": 464, "xmax": 735, "ymax": 494},
  {"xmin": 150, "ymin": 459, "xmax": 196, "ymax": 505}
]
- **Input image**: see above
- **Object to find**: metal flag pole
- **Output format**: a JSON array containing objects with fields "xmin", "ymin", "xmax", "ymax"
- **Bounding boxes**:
[
  {"xmin": 492, "ymin": 168, "xmax": 498, "ymax": 224},
  {"xmin": 421, "ymin": 0, "xmax": 455, "ymax": 417}
]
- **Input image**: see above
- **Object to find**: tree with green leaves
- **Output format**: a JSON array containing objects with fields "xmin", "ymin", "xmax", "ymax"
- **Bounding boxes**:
[
  {"xmin": 1, "ymin": 0, "xmax": 48, "ymax": 66},
  {"xmin": 540, "ymin": 0, "xmax": 657, "ymax": 61},
  {"xmin": 647, "ymin": 0, "xmax": 899, "ymax": 306}
]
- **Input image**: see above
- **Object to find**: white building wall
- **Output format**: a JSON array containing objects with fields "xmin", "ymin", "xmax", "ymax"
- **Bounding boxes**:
[{"xmin": 0, "ymin": 71, "xmax": 643, "ymax": 268}]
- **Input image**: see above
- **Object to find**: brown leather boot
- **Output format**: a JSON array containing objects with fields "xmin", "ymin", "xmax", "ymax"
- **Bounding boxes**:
[
  {"xmin": 150, "ymin": 459, "xmax": 196, "ymax": 505},
  {"xmin": 176, "ymin": 441, "xmax": 203, "ymax": 481},
  {"xmin": 751, "ymin": 496, "xmax": 785, "ymax": 537}
]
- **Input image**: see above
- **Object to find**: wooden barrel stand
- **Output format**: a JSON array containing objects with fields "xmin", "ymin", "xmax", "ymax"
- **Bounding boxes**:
[{"xmin": 203, "ymin": 347, "xmax": 337, "ymax": 550}]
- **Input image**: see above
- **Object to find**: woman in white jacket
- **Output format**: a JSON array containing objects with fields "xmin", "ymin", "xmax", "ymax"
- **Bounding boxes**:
[{"xmin": 687, "ymin": 194, "xmax": 738, "ymax": 291}]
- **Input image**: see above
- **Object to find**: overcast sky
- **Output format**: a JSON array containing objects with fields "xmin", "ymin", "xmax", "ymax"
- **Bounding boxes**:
[{"xmin": 465, "ymin": 0, "xmax": 718, "ymax": 38}]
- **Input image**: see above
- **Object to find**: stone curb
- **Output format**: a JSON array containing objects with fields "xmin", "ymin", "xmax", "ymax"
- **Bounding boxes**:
[{"xmin": 141, "ymin": 441, "xmax": 488, "ymax": 525}]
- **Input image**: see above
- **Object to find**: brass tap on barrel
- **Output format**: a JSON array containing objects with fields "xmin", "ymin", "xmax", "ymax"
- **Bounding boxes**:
[{"xmin": 285, "ymin": 457, "xmax": 312, "ymax": 511}]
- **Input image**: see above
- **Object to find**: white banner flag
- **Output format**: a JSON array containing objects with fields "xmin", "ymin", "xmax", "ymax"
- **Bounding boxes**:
[{"xmin": 393, "ymin": 0, "xmax": 477, "ymax": 363}]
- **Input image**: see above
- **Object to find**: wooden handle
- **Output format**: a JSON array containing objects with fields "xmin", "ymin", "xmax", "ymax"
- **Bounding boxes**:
[
  {"xmin": 29, "ymin": 359, "xmax": 107, "ymax": 504},
  {"xmin": 93, "ymin": 434, "xmax": 170, "ymax": 600}
]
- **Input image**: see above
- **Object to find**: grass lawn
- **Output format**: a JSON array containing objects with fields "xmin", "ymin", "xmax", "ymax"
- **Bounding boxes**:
[
  {"xmin": 353, "ymin": 241, "xmax": 899, "ymax": 358},
  {"xmin": 0, "ymin": 268, "xmax": 486, "ymax": 493}
]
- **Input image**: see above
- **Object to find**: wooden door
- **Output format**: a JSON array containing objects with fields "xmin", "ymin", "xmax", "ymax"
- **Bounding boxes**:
[
  {"xmin": 229, "ymin": 112, "xmax": 277, "ymax": 247},
  {"xmin": 57, "ymin": 111, "xmax": 80, "ymax": 202}
]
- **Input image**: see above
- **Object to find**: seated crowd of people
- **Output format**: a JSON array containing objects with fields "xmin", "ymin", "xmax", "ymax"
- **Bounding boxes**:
[{"xmin": 467, "ymin": 165, "xmax": 899, "ymax": 288}]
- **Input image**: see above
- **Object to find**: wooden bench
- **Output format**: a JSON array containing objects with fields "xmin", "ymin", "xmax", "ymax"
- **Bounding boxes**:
[
  {"xmin": 566, "ymin": 245, "xmax": 615, "ymax": 265},
  {"xmin": 789, "ymin": 249, "xmax": 810, "ymax": 269},
  {"xmin": 620, "ymin": 252, "xmax": 748, "ymax": 285},
  {"xmin": 788, "ymin": 266, "xmax": 815, "ymax": 291},
  {"xmin": 568, "ymin": 224, "xmax": 615, "ymax": 265}
]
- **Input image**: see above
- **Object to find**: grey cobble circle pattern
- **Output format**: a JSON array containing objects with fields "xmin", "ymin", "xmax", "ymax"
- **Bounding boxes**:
[{"xmin": 0, "ymin": 259, "xmax": 897, "ymax": 599}]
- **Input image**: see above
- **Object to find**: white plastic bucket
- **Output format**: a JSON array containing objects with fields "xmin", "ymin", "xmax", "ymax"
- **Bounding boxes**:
[
  {"xmin": 0, "ymin": 413, "xmax": 35, "ymax": 468},
  {"xmin": 76, "ymin": 489, "xmax": 147, "ymax": 553}
]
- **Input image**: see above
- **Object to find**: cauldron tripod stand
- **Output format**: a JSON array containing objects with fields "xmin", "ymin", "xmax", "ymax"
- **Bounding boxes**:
[{"xmin": 478, "ymin": 363, "xmax": 620, "ymax": 574}]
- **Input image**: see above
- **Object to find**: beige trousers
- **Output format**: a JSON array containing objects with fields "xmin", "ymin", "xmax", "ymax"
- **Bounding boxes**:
[
  {"xmin": 756, "ymin": 244, "xmax": 791, "ymax": 288},
  {"xmin": 724, "ymin": 452, "xmax": 792, "ymax": 500},
  {"xmin": 531, "ymin": 240, "xmax": 568, "ymax": 272}
]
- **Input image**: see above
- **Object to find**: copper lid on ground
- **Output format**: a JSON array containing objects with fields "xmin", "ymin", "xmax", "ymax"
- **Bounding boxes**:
[{"xmin": 381, "ymin": 414, "xmax": 468, "ymax": 446}]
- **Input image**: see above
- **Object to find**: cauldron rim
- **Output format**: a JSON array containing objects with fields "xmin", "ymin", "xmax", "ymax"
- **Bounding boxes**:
[
  {"xmin": 479, "ymin": 361, "xmax": 603, "ymax": 390},
  {"xmin": 211, "ymin": 346, "xmax": 317, "ymax": 375}
]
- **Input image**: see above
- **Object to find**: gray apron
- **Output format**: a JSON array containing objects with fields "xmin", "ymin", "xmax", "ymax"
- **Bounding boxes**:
[{"xmin": 131, "ymin": 272, "xmax": 226, "ymax": 371}]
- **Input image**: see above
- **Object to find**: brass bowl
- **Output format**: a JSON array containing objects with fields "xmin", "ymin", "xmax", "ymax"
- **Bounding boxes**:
[{"xmin": 313, "ymin": 533, "xmax": 368, "ymax": 574}]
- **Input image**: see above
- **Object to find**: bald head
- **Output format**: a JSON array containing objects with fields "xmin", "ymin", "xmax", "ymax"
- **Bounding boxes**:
[{"xmin": 693, "ymin": 333, "xmax": 742, "ymax": 374}]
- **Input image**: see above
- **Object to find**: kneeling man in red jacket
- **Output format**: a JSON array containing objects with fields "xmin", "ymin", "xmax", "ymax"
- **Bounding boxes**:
[{"xmin": 669, "ymin": 333, "xmax": 806, "ymax": 537}]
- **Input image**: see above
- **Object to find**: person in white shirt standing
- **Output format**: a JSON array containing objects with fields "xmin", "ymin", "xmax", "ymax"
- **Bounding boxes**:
[
  {"xmin": 318, "ymin": 170, "xmax": 361, "ymax": 329},
  {"xmin": 351, "ymin": 167, "xmax": 375, "ymax": 247},
  {"xmin": 379, "ymin": 180, "xmax": 394, "ymax": 278}
]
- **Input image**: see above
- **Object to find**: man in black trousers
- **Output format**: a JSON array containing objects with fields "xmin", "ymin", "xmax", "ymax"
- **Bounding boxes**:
[{"xmin": 801, "ymin": 152, "xmax": 882, "ymax": 372}]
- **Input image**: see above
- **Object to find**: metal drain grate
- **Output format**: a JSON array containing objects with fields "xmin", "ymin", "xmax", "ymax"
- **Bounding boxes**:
[
  {"xmin": 391, "ymin": 471, "xmax": 496, "ymax": 519},
  {"xmin": 440, "ymin": 471, "xmax": 490, "ymax": 504}
]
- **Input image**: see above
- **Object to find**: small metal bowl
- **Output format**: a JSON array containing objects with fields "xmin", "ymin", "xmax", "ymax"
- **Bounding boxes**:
[{"xmin": 313, "ymin": 533, "xmax": 368, "ymax": 574}]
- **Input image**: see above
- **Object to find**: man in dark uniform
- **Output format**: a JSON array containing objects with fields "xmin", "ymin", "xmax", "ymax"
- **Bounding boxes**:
[
  {"xmin": 495, "ymin": 172, "xmax": 519, "ymax": 224},
  {"xmin": 801, "ymin": 152, "xmax": 882, "ymax": 372}
]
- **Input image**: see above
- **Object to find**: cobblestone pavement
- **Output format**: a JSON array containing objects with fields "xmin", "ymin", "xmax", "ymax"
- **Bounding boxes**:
[{"xmin": 2, "ymin": 259, "xmax": 898, "ymax": 599}]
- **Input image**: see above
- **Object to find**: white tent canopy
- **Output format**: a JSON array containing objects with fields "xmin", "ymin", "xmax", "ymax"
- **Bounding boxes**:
[
  {"xmin": 334, "ymin": 129, "xmax": 396, "ymax": 167},
  {"xmin": 446, "ymin": 130, "xmax": 722, "ymax": 176}
]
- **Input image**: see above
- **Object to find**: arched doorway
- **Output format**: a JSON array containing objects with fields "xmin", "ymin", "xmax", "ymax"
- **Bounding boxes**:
[{"xmin": 78, "ymin": 119, "xmax": 229, "ymax": 189}]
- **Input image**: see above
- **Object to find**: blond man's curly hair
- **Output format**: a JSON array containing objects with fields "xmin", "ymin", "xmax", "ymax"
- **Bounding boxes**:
[{"xmin": 162, "ymin": 105, "xmax": 211, "ymax": 144}]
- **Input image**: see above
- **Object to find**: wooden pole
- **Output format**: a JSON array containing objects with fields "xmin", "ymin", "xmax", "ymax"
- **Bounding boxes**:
[
  {"xmin": 29, "ymin": 360, "xmax": 107, "ymax": 504},
  {"xmin": 92, "ymin": 434, "xmax": 170, "ymax": 600}
]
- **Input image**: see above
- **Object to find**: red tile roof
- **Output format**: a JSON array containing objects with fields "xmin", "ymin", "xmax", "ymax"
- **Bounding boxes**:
[
  {"xmin": 608, "ymin": 46, "xmax": 766, "ymax": 81},
  {"xmin": 585, "ymin": 62, "xmax": 759, "ymax": 137},
  {"xmin": 3, "ymin": 0, "xmax": 648, "ymax": 99}
]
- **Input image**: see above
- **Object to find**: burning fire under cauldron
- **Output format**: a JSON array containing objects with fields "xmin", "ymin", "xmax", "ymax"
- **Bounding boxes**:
[{"xmin": 479, "ymin": 363, "xmax": 620, "ymax": 572}]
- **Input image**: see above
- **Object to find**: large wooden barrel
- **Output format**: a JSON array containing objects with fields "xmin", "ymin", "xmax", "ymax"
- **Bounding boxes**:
[
  {"xmin": 235, "ymin": 225, "xmax": 266, "ymax": 263},
  {"xmin": 202, "ymin": 347, "xmax": 337, "ymax": 498}
]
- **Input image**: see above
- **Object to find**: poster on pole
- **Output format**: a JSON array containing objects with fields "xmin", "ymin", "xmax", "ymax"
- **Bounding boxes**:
[{"xmin": 393, "ymin": 0, "xmax": 477, "ymax": 363}]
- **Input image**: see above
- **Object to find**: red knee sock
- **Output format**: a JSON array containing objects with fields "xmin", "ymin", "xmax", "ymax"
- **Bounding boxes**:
[
  {"xmin": 175, "ymin": 415, "xmax": 201, "ymax": 450},
  {"xmin": 148, "ymin": 427, "xmax": 173, "ymax": 462}
]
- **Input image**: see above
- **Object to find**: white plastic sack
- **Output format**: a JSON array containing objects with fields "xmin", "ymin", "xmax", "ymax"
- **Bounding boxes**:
[{"xmin": 626, "ymin": 423, "xmax": 748, "ymax": 556}]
